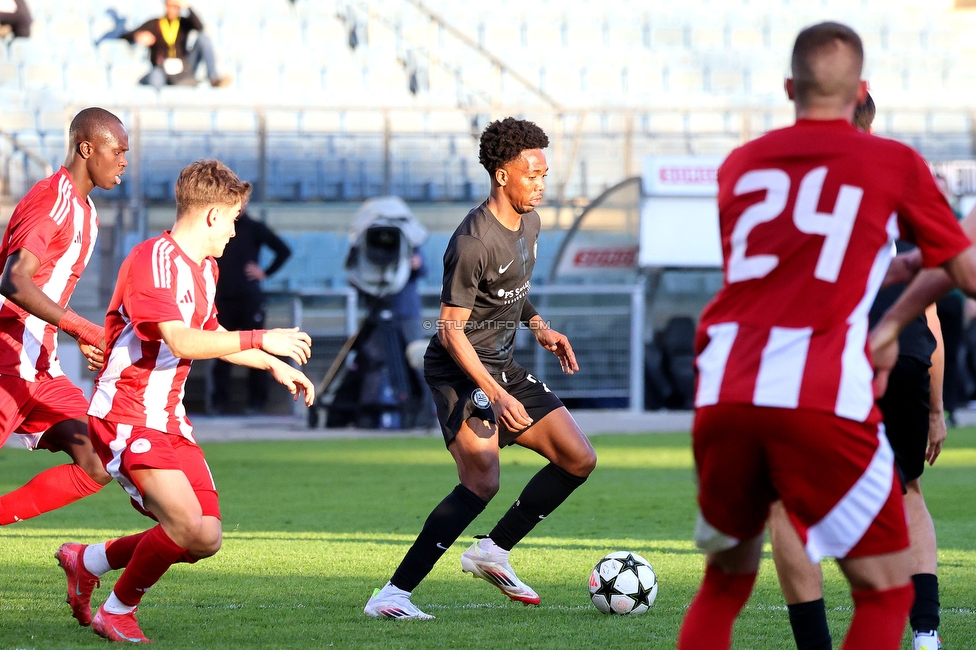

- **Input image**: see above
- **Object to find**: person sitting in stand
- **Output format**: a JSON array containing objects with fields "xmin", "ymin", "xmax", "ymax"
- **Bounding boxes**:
[{"xmin": 122, "ymin": 0, "xmax": 230, "ymax": 90}]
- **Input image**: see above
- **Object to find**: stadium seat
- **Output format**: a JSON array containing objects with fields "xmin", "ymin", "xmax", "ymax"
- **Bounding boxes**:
[
  {"xmin": 0, "ymin": 109, "xmax": 33, "ymax": 133},
  {"xmin": 238, "ymin": 63, "xmax": 281, "ymax": 93},
  {"xmin": 299, "ymin": 110, "xmax": 341, "ymax": 133},
  {"xmin": 22, "ymin": 63, "xmax": 64, "ymax": 90},
  {"xmin": 69, "ymin": 64, "xmax": 109, "ymax": 90},
  {"xmin": 9, "ymin": 38, "xmax": 57, "ymax": 64},
  {"xmin": 171, "ymin": 108, "xmax": 214, "ymax": 132},
  {"xmin": 0, "ymin": 62, "xmax": 19, "ymax": 87},
  {"xmin": 215, "ymin": 109, "xmax": 257, "ymax": 132}
]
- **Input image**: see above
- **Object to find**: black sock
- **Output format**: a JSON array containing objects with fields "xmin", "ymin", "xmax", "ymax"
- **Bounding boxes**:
[
  {"xmin": 910, "ymin": 573, "xmax": 940, "ymax": 633},
  {"xmin": 390, "ymin": 484, "xmax": 488, "ymax": 592},
  {"xmin": 488, "ymin": 463, "xmax": 587, "ymax": 551},
  {"xmin": 787, "ymin": 598, "xmax": 832, "ymax": 650}
]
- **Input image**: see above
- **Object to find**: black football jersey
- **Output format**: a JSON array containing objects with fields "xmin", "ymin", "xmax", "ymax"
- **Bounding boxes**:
[{"xmin": 425, "ymin": 201, "xmax": 540, "ymax": 377}]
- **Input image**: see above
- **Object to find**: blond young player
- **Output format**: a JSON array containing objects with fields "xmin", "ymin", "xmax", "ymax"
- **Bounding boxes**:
[{"xmin": 54, "ymin": 160, "xmax": 315, "ymax": 642}]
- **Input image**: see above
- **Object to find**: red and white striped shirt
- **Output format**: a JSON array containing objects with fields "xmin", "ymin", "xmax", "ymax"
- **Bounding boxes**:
[
  {"xmin": 88, "ymin": 233, "xmax": 219, "ymax": 438},
  {"xmin": 695, "ymin": 120, "xmax": 970, "ymax": 422},
  {"xmin": 0, "ymin": 167, "xmax": 99, "ymax": 381}
]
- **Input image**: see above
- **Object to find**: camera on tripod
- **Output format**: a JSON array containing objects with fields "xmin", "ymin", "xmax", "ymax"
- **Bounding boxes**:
[{"xmin": 309, "ymin": 197, "xmax": 431, "ymax": 430}]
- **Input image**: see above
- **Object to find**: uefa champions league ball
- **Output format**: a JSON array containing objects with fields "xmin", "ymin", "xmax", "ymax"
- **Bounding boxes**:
[{"xmin": 588, "ymin": 551, "xmax": 658, "ymax": 615}]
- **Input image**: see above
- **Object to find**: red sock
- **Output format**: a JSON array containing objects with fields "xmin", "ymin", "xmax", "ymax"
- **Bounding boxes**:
[
  {"xmin": 105, "ymin": 531, "xmax": 151, "ymax": 570},
  {"xmin": 842, "ymin": 584, "xmax": 914, "ymax": 650},
  {"xmin": 0, "ymin": 464, "xmax": 103, "ymax": 525},
  {"xmin": 112, "ymin": 525, "xmax": 187, "ymax": 607},
  {"xmin": 678, "ymin": 565, "xmax": 757, "ymax": 650}
]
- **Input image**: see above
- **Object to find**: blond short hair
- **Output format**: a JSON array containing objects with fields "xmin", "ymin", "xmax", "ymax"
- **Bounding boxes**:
[{"xmin": 174, "ymin": 159, "xmax": 252, "ymax": 218}]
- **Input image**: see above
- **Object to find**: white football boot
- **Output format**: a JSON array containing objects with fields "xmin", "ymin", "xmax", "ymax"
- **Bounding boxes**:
[
  {"xmin": 363, "ymin": 582, "xmax": 434, "ymax": 620},
  {"xmin": 912, "ymin": 630, "xmax": 941, "ymax": 650},
  {"xmin": 460, "ymin": 537, "xmax": 540, "ymax": 605}
]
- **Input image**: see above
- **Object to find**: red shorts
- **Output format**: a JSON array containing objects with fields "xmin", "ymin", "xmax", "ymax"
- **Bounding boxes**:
[
  {"xmin": 0, "ymin": 374, "xmax": 88, "ymax": 450},
  {"xmin": 693, "ymin": 403, "xmax": 909, "ymax": 561},
  {"xmin": 88, "ymin": 418, "xmax": 220, "ymax": 519}
]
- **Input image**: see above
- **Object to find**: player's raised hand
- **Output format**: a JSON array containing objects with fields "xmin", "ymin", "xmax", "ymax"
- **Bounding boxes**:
[
  {"xmin": 534, "ymin": 327, "xmax": 578, "ymax": 375},
  {"xmin": 270, "ymin": 361, "xmax": 316, "ymax": 406},
  {"xmin": 491, "ymin": 389, "xmax": 533, "ymax": 432},
  {"xmin": 261, "ymin": 327, "xmax": 312, "ymax": 364}
]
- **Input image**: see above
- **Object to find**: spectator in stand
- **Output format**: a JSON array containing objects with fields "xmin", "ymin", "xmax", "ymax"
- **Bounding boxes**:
[
  {"xmin": 0, "ymin": 0, "xmax": 31, "ymax": 38},
  {"xmin": 122, "ymin": 0, "xmax": 230, "ymax": 90},
  {"xmin": 211, "ymin": 212, "xmax": 291, "ymax": 414}
]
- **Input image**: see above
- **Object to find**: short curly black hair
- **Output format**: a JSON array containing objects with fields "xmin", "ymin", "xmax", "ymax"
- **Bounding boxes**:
[{"xmin": 478, "ymin": 117, "xmax": 549, "ymax": 175}]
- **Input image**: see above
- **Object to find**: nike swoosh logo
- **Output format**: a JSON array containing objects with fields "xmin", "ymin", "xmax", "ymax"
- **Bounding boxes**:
[
  {"xmin": 112, "ymin": 626, "xmax": 143, "ymax": 643},
  {"xmin": 436, "ymin": 543, "xmax": 449, "ymax": 550},
  {"xmin": 499, "ymin": 260, "xmax": 514, "ymax": 273}
]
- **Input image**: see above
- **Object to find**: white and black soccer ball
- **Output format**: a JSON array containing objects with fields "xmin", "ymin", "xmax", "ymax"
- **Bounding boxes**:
[{"xmin": 588, "ymin": 551, "xmax": 658, "ymax": 615}]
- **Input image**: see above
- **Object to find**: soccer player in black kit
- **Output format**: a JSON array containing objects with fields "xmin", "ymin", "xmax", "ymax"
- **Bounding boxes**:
[{"xmin": 364, "ymin": 118, "xmax": 597, "ymax": 620}]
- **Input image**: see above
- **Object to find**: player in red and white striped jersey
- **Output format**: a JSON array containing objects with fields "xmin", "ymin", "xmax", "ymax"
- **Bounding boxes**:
[
  {"xmin": 0, "ymin": 108, "xmax": 127, "ymax": 525},
  {"xmin": 677, "ymin": 23, "xmax": 976, "ymax": 650},
  {"xmin": 54, "ymin": 160, "xmax": 315, "ymax": 643}
]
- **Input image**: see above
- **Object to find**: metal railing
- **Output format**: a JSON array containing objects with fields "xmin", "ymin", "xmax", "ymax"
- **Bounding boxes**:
[
  {"xmin": 5, "ymin": 104, "xmax": 971, "ymax": 210},
  {"xmin": 0, "ymin": 130, "xmax": 53, "ymax": 197},
  {"xmin": 267, "ymin": 283, "xmax": 646, "ymax": 412}
]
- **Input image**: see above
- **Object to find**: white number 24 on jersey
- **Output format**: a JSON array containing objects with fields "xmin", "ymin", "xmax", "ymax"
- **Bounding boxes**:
[{"xmin": 727, "ymin": 166, "xmax": 864, "ymax": 284}]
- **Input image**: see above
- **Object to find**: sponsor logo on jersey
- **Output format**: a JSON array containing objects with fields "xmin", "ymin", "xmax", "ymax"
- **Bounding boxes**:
[
  {"xmin": 495, "ymin": 279, "xmax": 531, "ymax": 305},
  {"xmin": 471, "ymin": 388, "xmax": 490, "ymax": 409},
  {"xmin": 499, "ymin": 260, "xmax": 514, "ymax": 274},
  {"xmin": 179, "ymin": 289, "xmax": 194, "ymax": 304}
]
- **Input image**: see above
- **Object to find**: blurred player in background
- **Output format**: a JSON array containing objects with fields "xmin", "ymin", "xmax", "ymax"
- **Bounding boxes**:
[
  {"xmin": 0, "ymin": 107, "xmax": 127, "ymax": 526},
  {"xmin": 770, "ymin": 92, "xmax": 947, "ymax": 650},
  {"xmin": 677, "ymin": 22, "xmax": 976, "ymax": 650},
  {"xmin": 211, "ymin": 210, "xmax": 291, "ymax": 414},
  {"xmin": 0, "ymin": 0, "xmax": 31, "ymax": 38},
  {"xmin": 53, "ymin": 160, "xmax": 314, "ymax": 642},
  {"xmin": 364, "ymin": 118, "xmax": 596, "ymax": 620}
]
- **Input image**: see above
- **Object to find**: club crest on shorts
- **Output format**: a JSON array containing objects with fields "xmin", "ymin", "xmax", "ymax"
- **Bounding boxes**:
[
  {"xmin": 130, "ymin": 439, "xmax": 152, "ymax": 454},
  {"xmin": 471, "ymin": 388, "xmax": 490, "ymax": 409}
]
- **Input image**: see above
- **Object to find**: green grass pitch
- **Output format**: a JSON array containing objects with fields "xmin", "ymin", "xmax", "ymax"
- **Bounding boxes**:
[{"xmin": 1, "ymin": 429, "xmax": 975, "ymax": 648}]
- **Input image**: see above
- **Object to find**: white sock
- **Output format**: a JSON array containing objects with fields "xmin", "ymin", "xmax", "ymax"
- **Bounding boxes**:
[
  {"xmin": 102, "ymin": 592, "xmax": 136, "ymax": 615},
  {"xmin": 379, "ymin": 581, "xmax": 411, "ymax": 598},
  {"xmin": 83, "ymin": 543, "xmax": 111, "ymax": 577},
  {"xmin": 479, "ymin": 537, "xmax": 509, "ymax": 559}
]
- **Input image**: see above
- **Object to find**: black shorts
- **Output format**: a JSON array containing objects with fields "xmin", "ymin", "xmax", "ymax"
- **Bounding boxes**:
[
  {"xmin": 878, "ymin": 355, "xmax": 931, "ymax": 487},
  {"xmin": 426, "ymin": 364, "xmax": 564, "ymax": 447}
]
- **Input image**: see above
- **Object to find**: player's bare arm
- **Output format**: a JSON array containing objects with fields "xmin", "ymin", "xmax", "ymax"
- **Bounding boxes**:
[
  {"xmin": 881, "ymin": 249, "xmax": 922, "ymax": 288},
  {"xmin": 526, "ymin": 314, "xmax": 578, "ymax": 375},
  {"xmin": 438, "ymin": 303, "xmax": 532, "ymax": 431},
  {"xmin": 157, "ymin": 320, "xmax": 311, "ymax": 364},
  {"xmin": 924, "ymin": 304, "xmax": 947, "ymax": 465},
  {"xmin": 214, "ymin": 326, "xmax": 315, "ymax": 405},
  {"xmin": 871, "ymin": 241, "xmax": 976, "ymax": 394},
  {"xmin": 0, "ymin": 247, "xmax": 105, "ymax": 367}
]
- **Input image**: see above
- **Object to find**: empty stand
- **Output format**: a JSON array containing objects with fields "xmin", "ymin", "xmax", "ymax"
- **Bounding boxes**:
[{"xmin": 1, "ymin": 0, "xmax": 975, "ymax": 203}]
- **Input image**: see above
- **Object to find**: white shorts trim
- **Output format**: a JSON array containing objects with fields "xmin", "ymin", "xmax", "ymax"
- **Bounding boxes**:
[{"xmin": 805, "ymin": 427, "xmax": 895, "ymax": 562}]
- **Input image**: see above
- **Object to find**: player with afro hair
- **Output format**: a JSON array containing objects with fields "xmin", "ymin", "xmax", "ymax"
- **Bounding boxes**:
[
  {"xmin": 365, "ymin": 117, "xmax": 595, "ymax": 620},
  {"xmin": 478, "ymin": 117, "xmax": 550, "ymax": 175}
]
